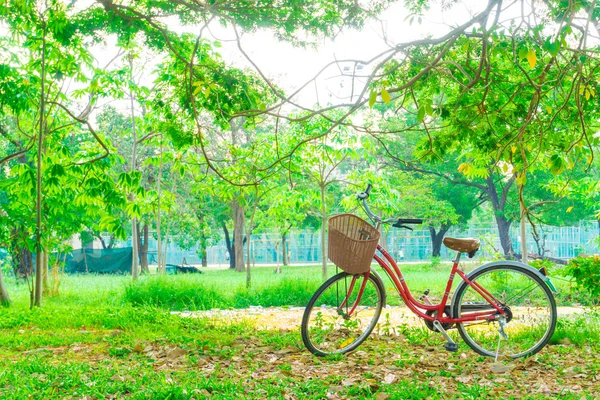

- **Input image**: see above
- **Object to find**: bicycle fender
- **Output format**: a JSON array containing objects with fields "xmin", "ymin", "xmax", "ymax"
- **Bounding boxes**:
[{"xmin": 461, "ymin": 260, "xmax": 558, "ymax": 294}]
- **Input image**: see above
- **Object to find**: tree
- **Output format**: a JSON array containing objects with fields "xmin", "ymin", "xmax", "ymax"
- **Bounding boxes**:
[
  {"xmin": 286, "ymin": 113, "xmax": 359, "ymax": 280},
  {"xmin": 0, "ymin": 0, "xmax": 126, "ymax": 306}
]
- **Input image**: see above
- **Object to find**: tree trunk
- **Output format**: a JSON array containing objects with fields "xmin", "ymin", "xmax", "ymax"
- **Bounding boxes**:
[
  {"xmin": 129, "ymin": 55, "xmax": 139, "ymax": 281},
  {"xmin": 274, "ymin": 241, "xmax": 281, "ymax": 274},
  {"xmin": 0, "ymin": 267, "xmax": 11, "ymax": 306},
  {"xmin": 486, "ymin": 174, "xmax": 515, "ymax": 256},
  {"xmin": 98, "ymin": 234, "xmax": 116, "ymax": 250},
  {"xmin": 232, "ymin": 198, "xmax": 245, "ymax": 272},
  {"xmin": 156, "ymin": 136, "xmax": 164, "ymax": 273},
  {"xmin": 138, "ymin": 223, "xmax": 150, "ymax": 274},
  {"xmin": 245, "ymin": 194, "xmax": 260, "ymax": 288},
  {"xmin": 195, "ymin": 212, "xmax": 209, "ymax": 268},
  {"xmin": 42, "ymin": 252, "xmax": 49, "ymax": 292},
  {"xmin": 222, "ymin": 222, "xmax": 235, "ymax": 269},
  {"xmin": 429, "ymin": 224, "xmax": 451, "ymax": 257},
  {"xmin": 10, "ymin": 237, "xmax": 32, "ymax": 279},
  {"xmin": 520, "ymin": 201, "xmax": 528, "ymax": 264},
  {"xmin": 496, "ymin": 216, "xmax": 514, "ymax": 256},
  {"xmin": 200, "ymin": 231, "xmax": 208, "ymax": 267},
  {"xmin": 131, "ymin": 217, "xmax": 139, "ymax": 279},
  {"xmin": 162, "ymin": 211, "xmax": 173, "ymax": 271},
  {"xmin": 282, "ymin": 233, "xmax": 289, "ymax": 266},
  {"xmin": 33, "ymin": 19, "xmax": 48, "ymax": 308},
  {"xmin": 320, "ymin": 185, "xmax": 327, "ymax": 281}
]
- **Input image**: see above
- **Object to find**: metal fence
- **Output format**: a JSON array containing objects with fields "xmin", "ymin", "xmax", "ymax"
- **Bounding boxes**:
[{"xmin": 138, "ymin": 220, "xmax": 599, "ymax": 265}]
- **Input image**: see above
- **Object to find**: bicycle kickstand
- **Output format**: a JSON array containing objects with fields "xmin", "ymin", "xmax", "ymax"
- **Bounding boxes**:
[{"xmin": 433, "ymin": 320, "xmax": 459, "ymax": 352}]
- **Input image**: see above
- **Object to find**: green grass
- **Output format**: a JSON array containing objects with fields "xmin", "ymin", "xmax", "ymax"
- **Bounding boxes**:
[
  {"xmin": 117, "ymin": 263, "xmax": 459, "ymax": 310},
  {"xmin": 3, "ymin": 262, "xmax": 579, "ymax": 313},
  {"xmin": 0, "ymin": 267, "xmax": 598, "ymax": 399}
]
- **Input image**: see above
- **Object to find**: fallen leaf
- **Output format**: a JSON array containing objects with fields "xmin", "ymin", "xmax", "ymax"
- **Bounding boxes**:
[
  {"xmin": 276, "ymin": 347, "xmax": 298, "ymax": 355},
  {"xmin": 537, "ymin": 384, "xmax": 552, "ymax": 395},
  {"xmin": 342, "ymin": 378, "xmax": 355, "ymax": 387},
  {"xmin": 167, "ymin": 347, "xmax": 187, "ymax": 360},
  {"xmin": 490, "ymin": 362, "xmax": 512, "ymax": 374},
  {"xmin": 383, "ymin": 373, "xmax": 396, "ymax": 384},
  {"xmin": 478, "ymin": 378, "xmax": 493, "ymax": 387}
]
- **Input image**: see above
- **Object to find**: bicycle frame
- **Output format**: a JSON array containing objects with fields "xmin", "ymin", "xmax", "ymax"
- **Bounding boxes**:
[{"xmin": 344, "ymin": 244, "xmax": 508, "ymax": 324}]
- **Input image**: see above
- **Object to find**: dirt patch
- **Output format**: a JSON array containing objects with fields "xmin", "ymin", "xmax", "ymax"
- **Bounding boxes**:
[{"xmin": 173, "ymin": 306, "xmax": 585, "ymax": 331}]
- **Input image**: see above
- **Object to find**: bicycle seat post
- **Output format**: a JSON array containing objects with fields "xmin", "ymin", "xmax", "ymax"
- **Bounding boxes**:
[{"xmin": 453, "ymin": 251, "xmax": 462, "ymax": 265}]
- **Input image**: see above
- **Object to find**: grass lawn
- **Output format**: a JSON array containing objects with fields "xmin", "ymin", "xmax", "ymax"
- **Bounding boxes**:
[{"xmin": 0, "ymin": 264, "xmax": 596, "ymax": 399}]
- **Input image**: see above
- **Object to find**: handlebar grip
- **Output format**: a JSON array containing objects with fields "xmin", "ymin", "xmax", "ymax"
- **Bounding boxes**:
[
  {"xmin": 397, "ymin": 218, "xmax": 423, "ymax": 224},
  {"xmin": 365, "ymin": 183, "xmax": 372, "ymax": 195}
]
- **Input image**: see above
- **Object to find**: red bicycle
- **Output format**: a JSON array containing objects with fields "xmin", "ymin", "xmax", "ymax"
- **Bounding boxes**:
[{"xmin": 301, "ymin": 184, "xmax": 557, "ymax": 358}]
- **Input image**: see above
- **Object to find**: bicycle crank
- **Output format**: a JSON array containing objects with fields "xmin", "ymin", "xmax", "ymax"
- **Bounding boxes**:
[{"xmin": 424, "ymin": 306, "xmax": 454, "ymax": 331}]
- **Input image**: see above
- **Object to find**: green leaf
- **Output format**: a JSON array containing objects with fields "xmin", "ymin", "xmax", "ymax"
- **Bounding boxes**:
[
  {"xmin": 549, "ymin": 154, "xmax": 565, "ymax": 174},
  {"xmin": 547, "ymin": 41, "xmax": 560, "ymax": 57},
  {"xmin": 368, "ymin": 91, "xmax": 377, "ymax": 108},
  {"xmin": 381, "ymin": 89, "xmax": 391, "ymax": 104},
  {"xmin": 114, "ymin": 225, "xmax": 126, "ymax": 240},
  {"xmin": 425, "ymin": 104, "xmax": 434, "ymax": 116},
  {"xmin": 518, "ymin": 47, "xmax": 528, "ymax": 61},
  {"xmin": 417, "ymin": 106, "xmax": 426, "ymax": 122}
]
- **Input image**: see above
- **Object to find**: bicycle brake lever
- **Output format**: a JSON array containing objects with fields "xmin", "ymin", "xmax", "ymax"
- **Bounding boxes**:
[{"xmin": 394, "ymin": 224, "xmax": 413, "ymax": 231}]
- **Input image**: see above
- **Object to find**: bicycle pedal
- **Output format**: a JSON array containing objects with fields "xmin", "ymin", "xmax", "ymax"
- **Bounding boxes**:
[{"xmin": 444, "ymin": 342, "xmax": 459, "ymax": 352}]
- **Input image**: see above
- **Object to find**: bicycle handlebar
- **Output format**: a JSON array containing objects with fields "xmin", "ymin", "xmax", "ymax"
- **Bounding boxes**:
[{"xmin": 356, "ymin": 184, "xmax": 424, "ymax": 227}]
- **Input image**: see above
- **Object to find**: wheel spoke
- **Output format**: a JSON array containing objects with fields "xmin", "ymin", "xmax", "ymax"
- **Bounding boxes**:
[
  {"xmin": 302, "ymin": 272, "xmax": 384, "ymax": 356},
  {"xmin": 453, "ymin": 265, "xmax": 556, "ymax": 358}
]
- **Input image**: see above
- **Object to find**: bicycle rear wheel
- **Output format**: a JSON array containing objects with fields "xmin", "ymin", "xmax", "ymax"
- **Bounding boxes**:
[
  {"xmin": 301, "ymin": 271, "xmax": 385, "ymax": 356},
  {"xmin": 452, "ymin": 264, "xmax": 556, "ymax": 358}
]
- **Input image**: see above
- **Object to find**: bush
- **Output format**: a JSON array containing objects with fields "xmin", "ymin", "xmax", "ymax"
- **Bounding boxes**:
[
  {"xmin": 233, "ymin": 278, "xmax": 320, "ymax": 308},
  {"xmin": 564, "ymin": 255, "xmax": 600, "ymax": 301},
  {"xmin": 529, "ymin": 258, "xmax": 556, "ymax": 274},
  {"xmin": 123, "ymin": 276, "xmax": 229, "ymax": 310},
  {"xmin": 124, "ymin": 276, "xmax": 322, "ymax": 310}
]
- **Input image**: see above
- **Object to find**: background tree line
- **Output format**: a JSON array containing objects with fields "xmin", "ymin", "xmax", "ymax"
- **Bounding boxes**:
[{"xmin": 0, "ymin": 0, "xmax": 598, "ymax": 307}]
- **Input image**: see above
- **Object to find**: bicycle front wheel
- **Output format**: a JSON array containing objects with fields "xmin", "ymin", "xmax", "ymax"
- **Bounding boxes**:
[
  {"xmin": 301, "ymin": 271, "xmax": 385, "ymax": 356},
  {"xmin": 452, "ymin": 264, "xmax": 557, "ymax": 358}
]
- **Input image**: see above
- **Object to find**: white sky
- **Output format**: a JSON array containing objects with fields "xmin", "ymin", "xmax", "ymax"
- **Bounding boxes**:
[
  {"xmin": 88, "ymin": 1, "xmax": 489, "ymax": 110},
  {"xmin": 208, "ymin": 1, "xmax": 484, "ymax": 106}
]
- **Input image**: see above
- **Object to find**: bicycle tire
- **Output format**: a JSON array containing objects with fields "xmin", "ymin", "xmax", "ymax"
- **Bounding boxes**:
[
  {"xmin": 301, "ymin": 271, "xmax": 385, "ymax": 356},
  {"xmin": 452, "ymin": 264, "xmax": 557, "ymax": 358}
]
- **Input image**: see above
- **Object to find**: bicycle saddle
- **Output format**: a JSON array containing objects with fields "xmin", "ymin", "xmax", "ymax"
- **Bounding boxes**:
[{"xmin": 443, "ymin": 237, "xmax": 480, "ymax": 258}]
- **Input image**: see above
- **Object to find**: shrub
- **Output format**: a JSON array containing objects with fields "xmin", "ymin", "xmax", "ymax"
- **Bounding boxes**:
[
  {"xmin": 529, "ymin": 258, "xmax": 556, "ymax": 274},
  {"xmin": 123, "ymin": 276, "xmax": 229, "ymax": 310},
  {"xmin": 123, "ymin": 275, "xmax": 322, "ymax": 310},
  {"xmin": 564, "ymin": 255, "xmax": 600, "ymax": 301},
  {"xmin": 233, "ymin": 278, "xmax": 321, "ymax": 308}
]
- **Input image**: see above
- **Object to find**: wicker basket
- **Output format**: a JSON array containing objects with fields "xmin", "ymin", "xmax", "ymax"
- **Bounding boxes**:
[{"xmin": 328, "ymin": 214, "xmax": 380, "ymax": 274}]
